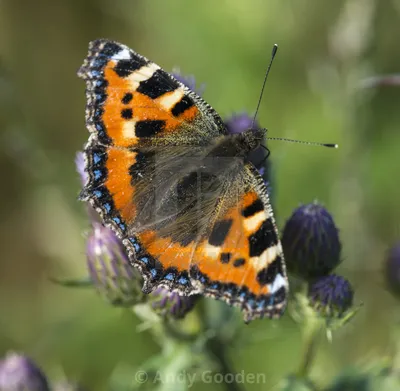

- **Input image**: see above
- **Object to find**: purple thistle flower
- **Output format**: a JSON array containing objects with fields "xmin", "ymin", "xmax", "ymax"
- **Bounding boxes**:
[
  {"xmin": 172, "ymin": 71, "xmax": 205, "ymax": 96},
  {"xmin": 75, "ymin": 151, "xmax": 100, "ymax": 223},
  {"xmin": 0, "ymin": 353, "xmax": 50, "ymax": 391},
  {"xmin": 385, "ymin": 242, "xmax": 400, "ymax": 298},
  {"xmin": 224, "ymin": 112, "xmax": 259, "ymax": 135},
  {"xmin": 87, "ymin": 222, "xmax": 143, "ymax": 306},
  {"xmin": 150, "ymin": 288, "xmax": 198, "ymax": 319},
  {"xmin": 308, "ymin": 274, "xmax": 354, "ymax": 318},
  {"xmin": 75, "ymin": 151, "xmax": 87, "ymax": 186},
  {"xmin": 282, "ymin": 201, "xmax": 342, "ymax": 280}
]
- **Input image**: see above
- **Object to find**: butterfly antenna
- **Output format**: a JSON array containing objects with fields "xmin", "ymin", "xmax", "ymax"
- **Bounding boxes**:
[
  {"xmin": 257, "ymin": 136, "xmax": 336, "ymax": 168},
  {"xmin": 252, "ymin": 44, "xmax": 278, "ymax": 129},
  {"xmin": 266, "ymin": 136, "xmax": 338, "ymax": 149},
  {"xmin": 252, "ymin": 44, "xmax": 338, "ymax": 163}
]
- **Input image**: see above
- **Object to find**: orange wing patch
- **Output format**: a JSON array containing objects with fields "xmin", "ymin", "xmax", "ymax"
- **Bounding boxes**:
[
  {"xmin": 95, "ymin": 60, "xmax": 199, "ymax": 147},
  {"xmin": 104, "ymin": 148, "xmax": 137, "ymax": 223},
  {"xmin": 137, "ymin": 230, "xmax": 194, "ymax": 274},
  {"xmin": 192, "ymin": 193, "xmax": 270, "ymax": 297}
]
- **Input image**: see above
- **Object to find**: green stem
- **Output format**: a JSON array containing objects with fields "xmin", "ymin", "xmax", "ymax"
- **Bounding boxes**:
[
  {"xmin": 206, "ymin": 337, "xmax": 245, "ymax": 391},
  {"xmin": 48, "ymin": 275, "xmax": 93, "ymax": 287},
  {"xmin": 133, "ymin": 300, "xmax": 244, "ymax": 391},
  {"xmin": 158, "ymin": 344, "xmax": 194, "ymax": 391},
  {"xmin": 297, "ymin": 317, "xmax": 324, "ymax": 378},
  {"xmin": 163, "ymin": 318, "xmax": 199, "ymax": 342}
]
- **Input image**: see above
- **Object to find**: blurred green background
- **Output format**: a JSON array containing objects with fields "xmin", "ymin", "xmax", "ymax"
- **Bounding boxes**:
[{"xmin": 1, "ymin": 0, "xmax": 400, "ymax": 389}]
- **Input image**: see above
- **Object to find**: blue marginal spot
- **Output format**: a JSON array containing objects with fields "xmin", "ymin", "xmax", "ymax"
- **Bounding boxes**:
[
  {"xmin": 269, "ymin": 295, "xmax": 275, "ymax": 306},
  {"xmin": 239, "ymin": 291, "xmax": 247, "ymax": 299},
  {"xmin": 91, "ymin": 70, "xmax": 101, "ymax": 78},
  {"xmin": 164, "ymin": 273, "xmax": 175, "ymax": 281},
  {"xmin": 199, "ymin": 276, "xmax": 206, "ymax": 284},
  {"xmin": 118, "ymin": 223, "xmax": 126, "ymax": 232},
  {"xmin": 96, "ymin": 94, "xmax": 104, "ymax": 101},
  {"xmin": 94, "ymin": 170, "xmax": 102, "ymax": 180},
  {"xmin": 95, "ymin": 123, "xmax": 104, "ymax": 132},
  {"xmin": 140, "ymin": 256, "xmax": 149, "ymax": 265},
  {"xmin": 178, "ymin": 276, "xmax": 188, "ymax": 285},
  {"xmin": 133, "ymin": 243, "xmax": 140, "ymax": 252},
  {"xmin": 112, "ymin": 216, "xmax": 121, "ymax": 224},
  {"xmin": 150, "ymin": 268, "xmax": 158, "ymax": 278},
  {"xmin": 129, "ymin": 237, "xmax": 141, "ymax": 252},
  {"xmin": 104, "ymin": 203, "xmax": 112, "ymax": 213},
  {"xmin": 210, "ymin": 283, "xmax": 219, "ymax": 290},
  {"xmin": 257, "ymin": 299, "xmax": 266, "ymax": 309},
  {"xmin": 93, "ymin": 190, "xmax": 102, "ymax": 198},
  {"xmin": 93, "ymin": 153, "xmax": 101, "ymax": 165},
  {"xmin": 247, "ymin": 299, "xmax": 255, "ymax": 308},
  {"xmin": 95, "ymin": 80, "xmax": 104, "ymax": 87},
  {"xmin": 95, "ymin": 57, "xmax": 107, "ymax": 68}
]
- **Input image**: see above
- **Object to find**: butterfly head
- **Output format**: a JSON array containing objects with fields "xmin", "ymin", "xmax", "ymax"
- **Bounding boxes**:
[{"xmin": 234, "ymin": 127, "xmax": 265, "ymax": 155}]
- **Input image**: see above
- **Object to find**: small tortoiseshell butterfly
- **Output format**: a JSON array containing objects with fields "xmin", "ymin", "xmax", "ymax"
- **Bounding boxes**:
[{"xmin": 78, "ymin": 39, "xmax": 288, "ymax": 322}]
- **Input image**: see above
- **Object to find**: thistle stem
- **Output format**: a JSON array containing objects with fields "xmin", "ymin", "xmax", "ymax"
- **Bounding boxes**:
[
  {"xmin": 297, "ymin": 316, "xmax": 324, "ymax": 378},
  {"xmin": 206, "ymin": 337, "xmax": 245, "ymax": 391}
]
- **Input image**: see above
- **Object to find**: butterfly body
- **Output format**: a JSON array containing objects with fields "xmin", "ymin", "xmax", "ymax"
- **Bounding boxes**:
[{"xmin": 79, "ymin": 39, "xmax": 288, "ymax": 322}]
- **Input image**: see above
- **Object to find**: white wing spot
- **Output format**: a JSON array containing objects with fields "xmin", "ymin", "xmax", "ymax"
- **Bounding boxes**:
[
  {"xmin": 128, "ymin": 63, "xmax": 160, "ymax": 91},
  {"xmin": 244, "ymin": 211, "xmax": 266, "ymax": 233},
  {"xmin": 157, "ymin": 88, "xmax": 185, "ymax": 110},
  {"xmin": 122, "ymin": 121, "xmax": 137, "ymax": 139},
  {"xmin": 112, "ymin": 48, "xmax": 131, "ymax": 60},
  {"xmin": 268, "ymin": 273, "xmax": 288, "ymax": 294},
  {"xmin": 250, "ymin": 243, "xmax": 282, "ymax": 272},
  {"xmin": 203, "ymin": 243, "xmax": 221, "ymax": 259}
]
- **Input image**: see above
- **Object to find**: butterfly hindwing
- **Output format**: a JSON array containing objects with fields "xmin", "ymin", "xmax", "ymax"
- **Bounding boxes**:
[{"xmin": 190, "ymin": 163, "xmax": 288, "ymax": 321}]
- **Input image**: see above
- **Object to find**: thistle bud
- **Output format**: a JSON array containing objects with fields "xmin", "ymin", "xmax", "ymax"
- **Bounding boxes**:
[
  {"xmin": 150, "ymin": 288, "xmax": 198, "ymax": 319},
  {"xmin": 308, "ymin": 274, "xmax": 354, "ymax": 318},
  {"xmin": 282, "ymin": 202, "xmax": 341, "ymax": 280},
  {"xmin": 0, "ymin": 353, "xmax": 50, "ymax": 391},
  {"xmin": 384, "ymin": 242, "xmax": 400, "ymax": 298},
  {"xmin": 86, "ymin": 222, "xmax": 143, "ymax": 306}
]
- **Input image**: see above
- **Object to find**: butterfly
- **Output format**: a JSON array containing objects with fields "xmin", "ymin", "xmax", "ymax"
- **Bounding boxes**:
[{"xmin": 78, "ymin": 39, "xmax": 288, "ymax": 322}]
